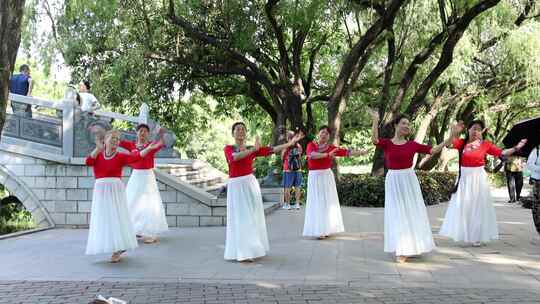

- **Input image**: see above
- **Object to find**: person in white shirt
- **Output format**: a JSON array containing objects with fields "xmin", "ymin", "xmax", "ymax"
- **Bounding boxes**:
[
  {"xmin": 527, "ymin": 145, "xmax": 540, "ymax": 205},
  {"xmin": 79, "ymin": 80, "xmax": 100, "ymax": 113}
]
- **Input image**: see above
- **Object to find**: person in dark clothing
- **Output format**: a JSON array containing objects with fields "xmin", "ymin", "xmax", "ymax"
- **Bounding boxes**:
[
  {"xmin": 505, "ymin": 156, "xmax": 524, "ymax": 203},
  {"xmin": 9, "ymin": 64, "xmax": 33, "ymax": 117}
]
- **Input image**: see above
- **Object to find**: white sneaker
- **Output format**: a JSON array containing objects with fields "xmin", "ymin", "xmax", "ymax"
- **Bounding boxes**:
[
  {"xmin": 282, "ymin": 204, "xmax": 290, "ymax": 210},
  {"xmin": 295, "ymin": 203, "xmax": 301, "ymax": 210}
]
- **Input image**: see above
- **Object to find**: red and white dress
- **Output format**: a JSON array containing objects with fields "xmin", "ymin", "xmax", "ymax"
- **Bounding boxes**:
[
  {"xmin": 376, "ymin": 138, "xmax": 435, "ymax": 256},
  {"xmin": 439, "ymin": 139, "xmax": 502, "ymax": 243},
  {"xmin": 302, "ymin": 142, "xmax": 349, "ymax": 238},
  {"xmin": 120, "ymin": 141, "xmax": 168, "ymax": 238},
  {"xmin": 85, "ymin": 151, "xmax": 141, "ymax": 255},
  {"xmin": 223, "ymin": 145, "xmax": 273, "ymax": 261}
]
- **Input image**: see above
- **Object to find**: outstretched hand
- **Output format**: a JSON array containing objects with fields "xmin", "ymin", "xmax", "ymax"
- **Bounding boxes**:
[
  {"xmin": 148, "ymin": 141, "xmax": 162, "ymax": 150},
  {"xmin": 367, "ymin": 108, "xmax": 379, "ymax": 121},
  {"xmin": 516, "ymin": 138, "xmax": 527, "ymax": 150},
  {"xmin": 95, "ymin": 136, "xmax": 104, "ymax": 152},
  {"xmin": 451, "ymin": 121, "xmax": 465, "ymax": 137},
  {"xmin": 291, "ymin": 132, "xmax": 305, "ymax": 144},
  {"xmin": 253, "ymin": 136, "xmax": 261, "ymax": 151}
]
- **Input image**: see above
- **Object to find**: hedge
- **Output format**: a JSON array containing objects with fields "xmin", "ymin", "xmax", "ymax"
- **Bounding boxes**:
[{"xmin": 337, "ymin": 171, "xmax": 457, "ymax": 207}]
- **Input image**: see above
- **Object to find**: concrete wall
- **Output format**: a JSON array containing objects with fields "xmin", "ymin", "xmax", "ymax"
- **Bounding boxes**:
[{"xmin": 0, "ymin": 150, "xmax": 225, "ymax": 228}]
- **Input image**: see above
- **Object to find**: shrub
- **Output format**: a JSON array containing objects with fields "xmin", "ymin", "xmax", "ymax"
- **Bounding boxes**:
[
  {"xmin": 487, "ymin": 171, "xmax": 506, "ymax": 188},
  {"xmin": 0, "ymin": 198, "xmax": 36, "ymax": 235},
  {"xmin": 337, "ymin": 171, "xmax": 457, "ymax": 207}
]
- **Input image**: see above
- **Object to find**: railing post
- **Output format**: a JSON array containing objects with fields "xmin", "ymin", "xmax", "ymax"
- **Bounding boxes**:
[
  {"xmin": 62, "ymin": 88, "xmax": 76, "ymax": 158},
  {"xmin": 139, "ymin": 102, "xmax": 149, "ymax": 124}
]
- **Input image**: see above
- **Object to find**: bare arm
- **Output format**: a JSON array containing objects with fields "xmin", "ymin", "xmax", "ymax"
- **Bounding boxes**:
[
  {"xmin": 349, "ymin": 149, "xmax": 369, "ymax": 157},
  {"xmin": 501, "ymin": 139, "xmax": 527, "ymax": 157},
  {"xmin": 309, "ymin": 151, "xmax": 330, "ymax": 159},
  {"xmin": 431, "ymin": 121, "xmax": 464, "ymax": 155},
  {"xmin": 140, "ymin": 142, "xmax": 162, "ymax": 157},
  {"xmin": 272, "ymin": 133, "xmax": 304, "ymax": 153},
  {"xmin": 27, "ymin": 78, "xmax": 33, "ymax": 96},
  {"xmin": 232, "ymin": 147, "xmax": 258, "ymax": 161},
  {"xmin": 89, "ymin": 137, "xmax": 104, "ymax": 159}
]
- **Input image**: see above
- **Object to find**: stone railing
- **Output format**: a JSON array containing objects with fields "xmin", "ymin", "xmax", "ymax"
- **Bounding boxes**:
[
  {"xmin": 3, "ymin": 94, "xmax": 64, "ymax": 150},
  {"xmin": 4, "ymin": 90, "xmax": 178, "ymax": 159}
]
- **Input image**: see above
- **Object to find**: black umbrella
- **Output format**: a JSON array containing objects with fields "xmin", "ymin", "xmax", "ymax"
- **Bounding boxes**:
[{"xmin": 502, "ymin": 116, "xmax": 540, "ymax": 157}]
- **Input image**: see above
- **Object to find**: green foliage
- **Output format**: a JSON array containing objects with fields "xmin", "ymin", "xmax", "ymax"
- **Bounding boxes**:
[
  {"xmin": 0, "ymin": 201, "xmax": 36, "ymax": 236},
  {"xmin": 337, "ymin": 171, "xmax": 457, "ymax": 207},
  {"xmin": 488, "ymin": 171, "xmax": 507, "ymax": 188},
  {"xmin": 17, "ymin": 0, "xmax": 540, "ymax": 176}
]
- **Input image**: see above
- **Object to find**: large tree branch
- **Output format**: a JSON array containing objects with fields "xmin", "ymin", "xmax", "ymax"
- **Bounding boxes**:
[
  {"xmin": 247, "ymin": 81, "xmax": 278, "ymax": 124},
  {"xmin": 405, "ymin": 0, "xmax": 502, "ymax": 117},
  {"xmin": 264, "ymin": 0, "xmax": 291, "ymax": 80},
  {"xmin": 166, "ymin": 0, "xmax": 274, "ymax": 90},
  {"xmin": 330, "ymin": 0, "xmax": 406, "ymax": 106},
  {"xmin": 304, "ymin": 34, "xmax": 328, "ymax": 98},
  {"xmin": 389, "ymin": 30, "xmax": 447, "ymax": 117},
  {"xmin": 480, "ymin": 0, "xmax": 535, "ymax": 51}
]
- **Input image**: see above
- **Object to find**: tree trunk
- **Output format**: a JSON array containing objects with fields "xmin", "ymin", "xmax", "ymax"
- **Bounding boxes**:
[{"xmin": 0, "ymin": 0, "xmax": 26, "ymax": 139}]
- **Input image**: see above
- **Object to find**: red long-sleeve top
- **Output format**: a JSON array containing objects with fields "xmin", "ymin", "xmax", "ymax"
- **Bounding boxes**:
[
  {"xmin": 376, "ymin": 138, "xmax": 432, "ymax": 170},
  {"xmin": 224, "ymin": 145, "xmax": 273, "ymax": 178},
  {"xmin": 306, "ymin": 142, "xmax": 350, "ymax": 170},
  {"xmin": 452, "ymin": 138, "xmax": 502, "ymax": 167},
  {"xmin": 119, "ymin": 140, "xmax": 163, "ymax": 169},
  {"xmin": 85, "ymin": 151, "xmax": 141, "ymax": 179}
]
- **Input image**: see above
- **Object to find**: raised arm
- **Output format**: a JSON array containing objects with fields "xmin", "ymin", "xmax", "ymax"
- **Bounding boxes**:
[
  {"xmin": 501, "ymin": 139, "xmax": 527, "ymax": 157},
  {"xmin": 226, "ymin": 137, "xmax": 261, "ymax": 162},
  {"xmin": 140, "ymin": 141, "xmax": 163, "ymax": 158},
  {"xmin": 86, "ymin": 136, "xmax": 104, "ymax": 166},
  {"xmin": 272, "ymin": 133, "xmax": 305, "ymax": 153},
  {"xmin": 431, "ymin": 121, "xmax": 464, "ymax": 155},
  {"xmin": 27, "ymin": 77, "xmax": 33, "ymax": 96},
  {"xmin": 368, "ymin": 108, "xmax": 379, "ymax": 145}
]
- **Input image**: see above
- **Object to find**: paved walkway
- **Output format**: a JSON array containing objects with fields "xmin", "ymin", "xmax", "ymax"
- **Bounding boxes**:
[{"xmin": 1, "ymin": 187, "xmax": 540, "ymax": 303}]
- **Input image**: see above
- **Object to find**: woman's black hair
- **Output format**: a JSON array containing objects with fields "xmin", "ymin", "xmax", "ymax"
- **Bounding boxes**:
[
  {"xmin": 136, "ymin": 123, "xmax": 150, "ymax": 132},
  {"xmin": 231, "ymin": 122, "xmax": 246, "ymax": 135},
  {"xmin": 82, "ymin": 80, "xmax": 91, "ymax": 90},
  {"xmin": 392, "ymin": 114, "xmax": 410, "ymax": 127},
  {"xmin": 318, "ymin": 125, "xmax": 331, "ymax": 134},
  {"xmin": 452, "ymin": 119, "xmax": 486, "ymax": 193}
]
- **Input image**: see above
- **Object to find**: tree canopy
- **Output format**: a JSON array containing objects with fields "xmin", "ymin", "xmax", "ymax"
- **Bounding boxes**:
[{"xmin": 15, "ymin": 0, "xmax": 540, "ymax": 174}]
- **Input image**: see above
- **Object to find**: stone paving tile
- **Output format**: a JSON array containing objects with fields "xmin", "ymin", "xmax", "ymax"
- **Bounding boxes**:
[{"xmin": 1, "ymin": 280, "xmax": 540, "ymax": 304}]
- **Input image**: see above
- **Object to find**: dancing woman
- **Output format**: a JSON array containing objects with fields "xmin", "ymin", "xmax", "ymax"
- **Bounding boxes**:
[
  {"xmin": 439, "ymin": 120, "xmax": 526, "ymax": 246},
  {"xmin": 85, "ymin": 130, "xmax": 161, "ymax": 262},
  {"xmin": 224, "ymin": 122, "xmax": 303, "ymax": 262},
  {"xmin": 120, "ymin": 124, "xmax": 168, "ymax": 244},
  {"xmin": 303, "ymin": 126, "xmax": 368, "ymax": 240},
  {"xmin": 370, "ymin": 110, "xmax": 462, "ymax": 263}
]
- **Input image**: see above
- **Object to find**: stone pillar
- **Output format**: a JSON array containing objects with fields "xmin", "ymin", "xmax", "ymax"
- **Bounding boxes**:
[{"xmin": 62, "ymin": 88, "xmax": 76, "ymax": 158}]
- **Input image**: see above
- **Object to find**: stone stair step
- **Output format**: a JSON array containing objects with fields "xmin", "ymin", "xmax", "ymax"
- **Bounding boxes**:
[{"xmin": 263, "ymin": 202, "xmax": 281, "ymax": 215}]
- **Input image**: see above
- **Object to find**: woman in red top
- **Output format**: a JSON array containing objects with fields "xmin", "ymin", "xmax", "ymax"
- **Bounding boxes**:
[
  {"xmin": 439, "ymin": 120, "xmax": 527, "ymax": 246},
  {"xmin": 120, "ymin": 124, "xmax": 167, "ymax": 244},
  {"xmin": 303, "ymin": 126, "xmax": 367, "ymax": 239},
  {"xmin": 224, "ymin": 122, "xmax": 302, "ymax": 262},
  {"xmin": 371, "ymin": 110, "xmax": 462, "ymax": 263},
  {"xmin": 85, "ymin": 130, "xmax": 161, "ymax": 263}
]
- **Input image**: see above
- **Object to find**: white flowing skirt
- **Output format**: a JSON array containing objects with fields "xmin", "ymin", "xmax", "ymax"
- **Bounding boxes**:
[
  {"xmin": 439, "ymin": 167, "xmax": 498, "ymax": 243},
  {"xmin": 303, "ymin": 169, "xmax": 345, "ymax": 237},
  {"xmin": 384, "ymin": 169, "xmax": 435, "ymax": 256},
  {"xmin": 86, "ymin": 178, "xmax": 138, "ymax": 255},
  {"xmin": 224, "ymin": 174, "xmax": 269, "ymax": 261},
  {"xmin": 126, "ymin": 169, "xmax": 169, "ymax": 236}
]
